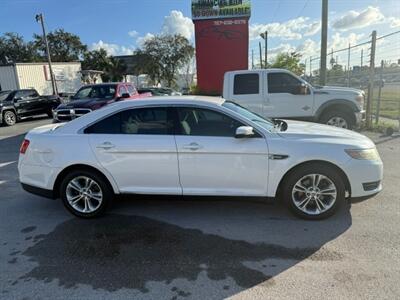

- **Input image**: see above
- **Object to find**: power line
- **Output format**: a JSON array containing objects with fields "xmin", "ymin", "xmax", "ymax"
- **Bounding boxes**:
[{"xmin": 296, "ymin": 0, "xmax": 309, "ymax": 18}]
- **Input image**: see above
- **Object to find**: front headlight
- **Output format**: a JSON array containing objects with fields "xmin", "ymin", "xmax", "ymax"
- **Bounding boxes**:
[
  {"xmin": 355, "ymin": 94, "xmax": 364, "ymax": 109},
  {"xmin": 345, "ymin": 148, "xmax": 380, "ymax": 160}
]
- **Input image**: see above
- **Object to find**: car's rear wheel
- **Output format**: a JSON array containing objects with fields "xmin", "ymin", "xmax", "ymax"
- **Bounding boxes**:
[
  {"xmin": 320, "ymin": 110, "xmax": 354, "ymax": 129},
  {"xmin": 282, "ymin": 164, "xmax": 345, "ymax": 220},
  {"xmin": 60, "ymin": 170, "xmax": 112, "ymax": 218},
  {"xmin": 3, "ymin": 110, "xmax": 17, "ymax": 126}
]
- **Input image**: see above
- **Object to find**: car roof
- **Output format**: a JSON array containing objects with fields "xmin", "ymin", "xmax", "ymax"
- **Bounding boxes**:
[{"xmin": 57, "ymin": 96, "xmax": 225, "ymax": 133}]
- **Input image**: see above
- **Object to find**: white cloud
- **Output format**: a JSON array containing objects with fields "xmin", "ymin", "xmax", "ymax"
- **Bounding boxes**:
[
  {"xmin": 329, "ymin": 32, "xmax": 365, "ymax": 50},
  {"xmin": 136, "ymin": 33, "xmax": 155, "ymax": 47},
  {"xmin": 296, "ymin": 39, "xmax": 320, "ymax": 58},
  {"xmin": 332, "ymin": 6, "xmax": 384, "ymax": 31},
  {"xmin": 161, "ymin": 10, "xmax": 194, "ymax": 40},
  {"xmin": 90, "ymin": 40, "xmax": 134, "ymax": 56},
  {"xmin": 250, "ymin": 17, "xmax": 321, "ymax": 41},
  {"xmin": 388, "ymin": 17, "xmax": 400, "ymax": 28},
  {"xmin": 304, "ymin": 21, "xmax": 321, "ymax": 37},
  {"xmin": 128, "ymin": 30, "xmax": 139, "ymax": 38}
]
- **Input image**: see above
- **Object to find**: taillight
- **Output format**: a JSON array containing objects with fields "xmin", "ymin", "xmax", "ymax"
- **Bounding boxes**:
[{"xmin": 20, "ymin": 139, "xmax": 30, "ymax": 154}]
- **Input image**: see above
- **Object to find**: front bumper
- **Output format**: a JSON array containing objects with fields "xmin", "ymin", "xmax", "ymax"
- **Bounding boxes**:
[
  {"xmin": 355, "ymin": 110, "xmax": 366, "ymax": 125},
  {"xmin": 345, "ymin": 158, "xmax": 383, "ymax": 198}
]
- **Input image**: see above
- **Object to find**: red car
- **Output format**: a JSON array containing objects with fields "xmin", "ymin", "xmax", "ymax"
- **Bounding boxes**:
[{"xmin": 53, "ymin": 82, "xmax": 151, "ymax": 122}]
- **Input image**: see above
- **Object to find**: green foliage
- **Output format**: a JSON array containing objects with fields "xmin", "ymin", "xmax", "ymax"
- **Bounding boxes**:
[
  {"xmin": 81, "ymin": 48, "xmax": 127, "ymax": 82},
  {"xmin": 133, "ymin": 34, "xmax": 194, "ymax": 86},
  {"xmin": 33, "ymin": 29, "xmax": 87, "ymax": 62},
  {"xmin": 270, "ymin": 52, "xmax": 305, "ymax": 75},
  {"xmin": 0, "ymin": 32, "xmax": 39, "ymax": 63}
]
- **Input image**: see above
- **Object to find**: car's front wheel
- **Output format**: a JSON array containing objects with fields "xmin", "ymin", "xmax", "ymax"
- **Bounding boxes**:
[
  {"xmin": 282, "ymin": 164, "xmax": 345, "ymax": 220},
  {"xmin": 60, "ymin": 170, "xmax": 112, "ymax": 218}
]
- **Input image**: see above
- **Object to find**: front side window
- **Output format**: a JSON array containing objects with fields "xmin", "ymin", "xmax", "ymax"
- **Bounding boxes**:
[
  {"xmin": 85, "ymin": 107, "xmax": 173, "ymax": 135},
  {"xmin": 127, "ymin": 85, "xmax": 136, "ymax": 95},
  {"xmin": 177, "ymin": 107, "xmax": 244, "ymax": 137},
  {"xmin": 268, "ymin": 73, "xmax": 302, "ymax": 94},
  {"xmin": 234, "ymin": 74, "xmax": 259, "ymax": 95}
]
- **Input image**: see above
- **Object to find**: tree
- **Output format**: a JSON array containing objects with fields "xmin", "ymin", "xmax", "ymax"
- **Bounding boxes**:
[
  {"xmin": 33, "ymin": 29, "xmax": 87, "ymax": 62},
  {"xmin": 134, "ymin": 34, "xmax": 194, "ymax": 87},
  {"xmin": 270, "ymin": 52, "xmax": 305, "ymax": 75},
  {"xmin": 0, "ymin": 32, "xmax": 39, "ymax": 64},
  {"xmin": 81, "ymin": 48, "xmax": 127, "ymax": 82}
]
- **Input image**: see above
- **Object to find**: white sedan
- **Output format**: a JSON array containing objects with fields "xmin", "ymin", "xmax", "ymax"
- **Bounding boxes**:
[{"xmin": 18, "ymin": 96, "xmax": 383, "ymax": 219}]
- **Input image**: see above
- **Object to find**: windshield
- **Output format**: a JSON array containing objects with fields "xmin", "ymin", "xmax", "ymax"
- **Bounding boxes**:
[
  {"xmin": 222, "ymin": 101, "xmax": 275, "ymax": 131},
  {"xmin": 73, "ymin": 85, "xmax": 116, "ymax": 100},
  {"xmin": 0, "ymin": 91, "xmax": 11, "ymax": 102}
]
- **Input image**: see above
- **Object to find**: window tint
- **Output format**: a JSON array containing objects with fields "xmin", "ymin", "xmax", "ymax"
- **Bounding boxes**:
[
  {"xmin": 25, "ymin": 90, "xmax": 39, "ymax": 98},
  {"xmin": 85, "ymin": 107, "xmax": 173, "ymax": 135},
  {"xmin": 268, "ymin": 73, "xmax": 302, "ymax": 94},
  {"xmin": 127, "ymin": 85, "xmax": 136, "ymax": 95},
  {"xmin": 177, "ymin": 107, "xmax": 244, "ymax": 137},
  {"xmin": 74, "ymin": 85, "xmax": 117, "ymax": 100},
  {"xmin": 119, "ymin": 85, "xmax": 128, "ymax": 96},
  {"xmin": 234, "ymin": 74, "xmax": 259, "ymax": 95}
]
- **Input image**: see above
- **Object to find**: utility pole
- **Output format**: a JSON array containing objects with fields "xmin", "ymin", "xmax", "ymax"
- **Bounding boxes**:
[
  {"xmin": 366, "ymin": 30, "xmax": 377, "ymax": 128},
  {"xmin": 35, "ymin": 13, "xmax": 57, "ymax": 95},
  {"xmin": 319, "ymin": 0, "xmax": 328, "ymax": 86},
  {"xmin": 260, "ymin": 31, "xmax": 268, "ymax": 68},
  {"xmin": 251, "ymin": 49, "xmax": 254, "ymax": 69},
  {"xmin": 259, "ymin": 41, "xmax": 263, "ymax": 69}
]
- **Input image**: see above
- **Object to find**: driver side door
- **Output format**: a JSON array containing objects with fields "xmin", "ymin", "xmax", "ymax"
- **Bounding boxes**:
[
  {"xmin": 265, "ymin": 72, "xmax": 314, "ymax": 118},
  {"xmin": 174, "ymin": 106, "xmax": 269, "ymax": 196}
]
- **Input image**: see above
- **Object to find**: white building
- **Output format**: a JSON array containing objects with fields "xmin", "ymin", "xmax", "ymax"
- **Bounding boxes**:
[{"xmin": 0, "ymin": 62, "xmax": 82, "ymax": 95}]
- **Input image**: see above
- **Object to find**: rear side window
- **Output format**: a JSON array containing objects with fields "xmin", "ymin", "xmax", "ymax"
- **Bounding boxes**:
[
  {"xmin": 233, "ymin": 74, "xmax": 259, "ymax": 95},
  {"xmin": 85, "ymin": 107, "xmax": 173, "ymax": 135},
  {"xmin": 127, "ymin": 85, "xmax": 136, "ymax": 95}
]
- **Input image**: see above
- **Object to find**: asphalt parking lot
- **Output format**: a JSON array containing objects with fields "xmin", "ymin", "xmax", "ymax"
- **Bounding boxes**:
[{"xmin": 0, "ymin": 118, "xmax": 399, "ymax": 300}]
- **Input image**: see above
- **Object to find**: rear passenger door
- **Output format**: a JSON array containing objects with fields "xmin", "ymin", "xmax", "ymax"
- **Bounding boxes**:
[
  {"xmin": 87, "ymin": 106, "xmax": 181, "ymax": 195},
  {"xmin": 229, "ymin": 73, "xmax": 264, "ymax": 116}
]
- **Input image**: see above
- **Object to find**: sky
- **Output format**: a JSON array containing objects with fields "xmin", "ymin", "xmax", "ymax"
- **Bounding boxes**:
[{"xmin": 1, "ymin": 0, "xmax": 399, "ymax": 68}]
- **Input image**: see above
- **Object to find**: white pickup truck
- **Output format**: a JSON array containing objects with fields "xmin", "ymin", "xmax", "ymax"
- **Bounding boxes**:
[{"xmin": 223, "ymin": 69, "xmax": 365, "ymax": 129}]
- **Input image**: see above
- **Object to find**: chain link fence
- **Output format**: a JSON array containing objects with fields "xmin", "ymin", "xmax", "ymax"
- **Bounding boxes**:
[{"xmin": 305, "ymin": 30, "xmax": 400, "ymax": 130}]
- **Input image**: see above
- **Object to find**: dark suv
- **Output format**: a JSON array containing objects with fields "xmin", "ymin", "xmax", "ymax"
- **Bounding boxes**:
[{"xmin": 0, "ymin": 89, "xmax": 60, "ymax": 126}]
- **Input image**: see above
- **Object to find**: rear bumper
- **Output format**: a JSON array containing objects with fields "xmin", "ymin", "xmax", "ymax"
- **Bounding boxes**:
[{"xmin": 21, "ymin": 183, "xmax": 54, "ymax": 199}]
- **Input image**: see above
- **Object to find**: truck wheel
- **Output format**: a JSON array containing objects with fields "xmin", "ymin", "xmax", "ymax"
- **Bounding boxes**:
[
  {"xmin": 320, "ymin": 110, "xmax": 354, "ymax": 129},
  {"xmin": 3, "ymin": 111, "xmax": 17, "ymax": 126}
]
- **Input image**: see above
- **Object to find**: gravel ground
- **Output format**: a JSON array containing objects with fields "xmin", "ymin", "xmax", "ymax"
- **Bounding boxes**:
[{"xmin": 0, "ymin": 118, "xmax": 399, "ymax": 300}]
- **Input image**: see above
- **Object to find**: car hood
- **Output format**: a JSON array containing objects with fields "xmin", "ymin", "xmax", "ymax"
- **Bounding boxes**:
[
  {"xmin": 314, "ymin": 85, "xmax": 363, "ymax": 96},
  {"xmin": 277, "ymin": 120, "xmax": 374, "ymax": 148},
  {"xmin": 57, "ymin": 98, "xmax": 112, "ymax": 109}
]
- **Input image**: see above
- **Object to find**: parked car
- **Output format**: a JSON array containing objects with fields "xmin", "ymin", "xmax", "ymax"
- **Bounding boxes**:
[
  {"xmin": 138, "ymin": 87, "xmax": 182, "ymax": 96},
  {"xmin": 19, "ymin": 96, "xmax": 383, "ymax": 220},
  {"xmin": 0, "ymin": 89, "xmax": 60, "ymax": 126},
  {"xmin": 223, "ymin": 69, "xmax": 366, "ymax": 129},
  {"xmin": 53, "ymin": 82, "xmax": 150, "ymax": 122}
]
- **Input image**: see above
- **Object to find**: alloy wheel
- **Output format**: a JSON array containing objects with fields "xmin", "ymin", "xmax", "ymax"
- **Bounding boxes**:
[
  {"xmin": 66, "ymin": 176, "xmax": 103, "ymax": 214},
  {"xmin": 326, "ymin": 116, "xmax": 348, "ymax": 128},
  {"xmin": 4, "ymin": 111, "xmax": 16, "ymax": 126},
  {"xmin": 291, "ymin": 173, "xmax": 337, "ymax": 216}
]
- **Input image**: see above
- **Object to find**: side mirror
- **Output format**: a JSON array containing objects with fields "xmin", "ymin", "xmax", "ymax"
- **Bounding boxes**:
[
  {"xmin": 235, "ymin": 126, "xmax": 255, "ymax": 138},
  {"xmin": 297, "ymin": 83, "xmax": 309, "ymax": 95}
]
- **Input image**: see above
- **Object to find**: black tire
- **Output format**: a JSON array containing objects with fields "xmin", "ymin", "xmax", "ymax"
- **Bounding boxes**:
[
  {"xmin": 2, "ymin": 110, "xmax": 17, "ymax": 126},
  {"xmin": 47, "ymin": 110, "xmax": 53, "ymax": 118},
  {"xmin": 319, "ymin": 110, "xmax": 354, "ymax": 129},
  {"xmin": 60, "ymin": 169, "xmax": 113, "ymax": 218},
  {"xmin": 282, "ymin": 163, "xmax": 345, "ymax": 220}
]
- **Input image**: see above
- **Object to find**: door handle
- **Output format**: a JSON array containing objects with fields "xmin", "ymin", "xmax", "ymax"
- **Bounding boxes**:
[
  {"xmin": 96, "ymin": 142, "xmax": 115, "ymax": 150},
  {"xmin": 183, "ymin": 142, "xmax": 202, "ymax": 151}
]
